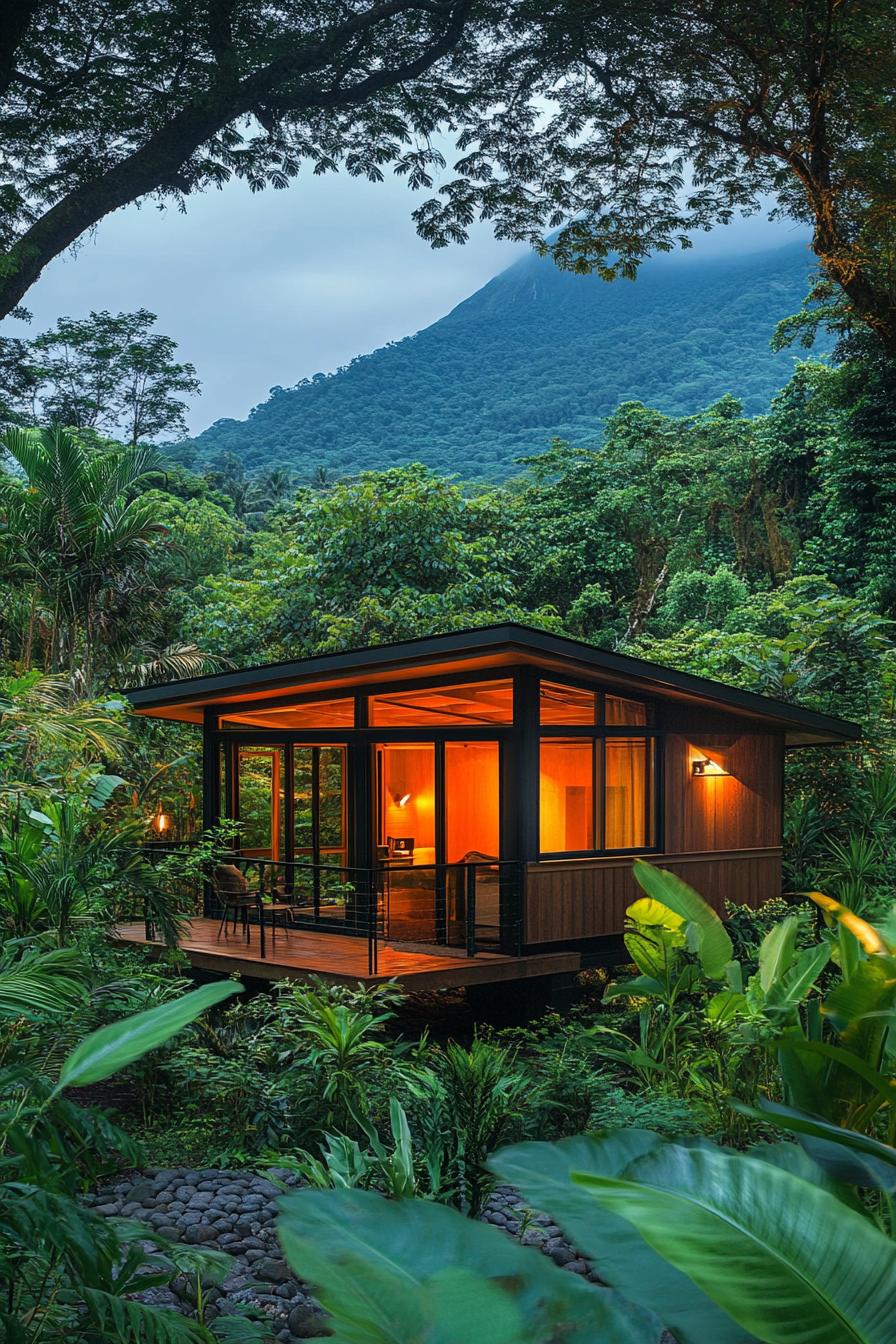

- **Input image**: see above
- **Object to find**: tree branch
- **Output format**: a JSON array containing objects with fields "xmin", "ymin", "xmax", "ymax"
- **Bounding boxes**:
[{"xmin": 0, "ymin": 0, "xmax": 470, "ymax": 320}]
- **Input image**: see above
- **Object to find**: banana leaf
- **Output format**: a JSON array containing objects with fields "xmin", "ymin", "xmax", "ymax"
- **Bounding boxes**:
[
  {"xmin": 490, "ymin": 1131, "xmax": 759, "ymax": 1344},
  {"xmin": 573, "ymin": 1142, "xmax": 896, "ymax": 1344}
]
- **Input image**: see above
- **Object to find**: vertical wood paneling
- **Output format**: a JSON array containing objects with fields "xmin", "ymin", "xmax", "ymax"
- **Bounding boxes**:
[
  {"xmin": 524, "ymin": 850, "xmax": 782, "ymax": 943},
  {"xmin": 663, "ymin": 717, "xmax": 783, "ymax": 855}
]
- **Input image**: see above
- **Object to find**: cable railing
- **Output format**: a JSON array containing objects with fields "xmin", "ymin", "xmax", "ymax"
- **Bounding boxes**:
[{"xmin": 139, "ymin": 844, "xmax": 524, "ymax": 973}]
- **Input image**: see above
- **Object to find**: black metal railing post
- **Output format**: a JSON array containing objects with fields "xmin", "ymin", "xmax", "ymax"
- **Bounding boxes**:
[
  {"xmin": 368, "ymin": 870, "xmax": 379, "ymax": 976},
  {"xmin": 465, "ymin": 863, "xmax": 477, "ymax": 958}
]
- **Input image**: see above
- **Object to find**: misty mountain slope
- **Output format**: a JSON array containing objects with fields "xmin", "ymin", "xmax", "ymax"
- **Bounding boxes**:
[{"xmin": 184, "ymin": 241, "xmax": 822, "ymax": 480}]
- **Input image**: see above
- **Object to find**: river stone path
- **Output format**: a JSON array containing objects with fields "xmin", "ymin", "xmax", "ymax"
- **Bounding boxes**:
[{"xmin": 85, "ymin": 1167, "xmax": 604, "ymax": 1339}]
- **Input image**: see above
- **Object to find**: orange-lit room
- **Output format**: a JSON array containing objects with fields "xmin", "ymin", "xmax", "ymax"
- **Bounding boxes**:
[{"xmin": 125, "ymin": 624, "xmax": 861, "ymax": 960}]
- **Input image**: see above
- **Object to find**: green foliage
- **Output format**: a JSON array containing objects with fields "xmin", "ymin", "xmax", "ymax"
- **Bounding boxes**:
[
  {"xmin": 0, "ymin": 977, "xmax": 252, "ymax": 1343},
  {"xmin": 185, "ymin": 465, "xmax": 559, "ymax": 661},
  {"xmin": 284, "ymin": 1122, "xmax": 896, "ymax": 1344},
  {"xmin": 57, "ymin": 981, "xmax": 241, "ymax": 1090},
  {"xmin": 13, "ymin": 309, "xmax": 200, "ymax": 445},
  {"xmin": 572, "ymin": 1142, "xmax": 895, "ymax": 1344},
  {"xmin": 278, "ymin": 1185, "xmax": 659, "ymax": 1344},
  {"xmin": 0, "ymin": 426, "xmax": 164, "ymax": 688}
]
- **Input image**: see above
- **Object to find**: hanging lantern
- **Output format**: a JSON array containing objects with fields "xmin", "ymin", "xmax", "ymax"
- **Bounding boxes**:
[{"xmin": 152, "ymin": 803, "xmax": 173, "ymax": 836}]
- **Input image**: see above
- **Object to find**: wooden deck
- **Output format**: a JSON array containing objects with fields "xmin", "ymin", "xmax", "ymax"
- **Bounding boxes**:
[{"xmin": 113, "ymin": 919, "xmax": 581, "ymax": 990}]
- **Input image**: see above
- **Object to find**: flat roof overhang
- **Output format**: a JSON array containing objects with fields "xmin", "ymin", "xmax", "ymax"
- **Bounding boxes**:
[{"xmin": 120, "ymin": 623, "xmax": 862, "ymax": 748}]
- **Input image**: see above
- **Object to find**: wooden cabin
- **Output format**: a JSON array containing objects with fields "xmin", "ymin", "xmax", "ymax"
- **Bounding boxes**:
[{"xmin": 121, "ymin": 624, "xmax": 859, "ymax": 991}]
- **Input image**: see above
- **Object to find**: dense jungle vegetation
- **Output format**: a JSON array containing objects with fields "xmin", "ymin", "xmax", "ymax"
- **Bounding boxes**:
[
  {"xmin": 183, "ymin": 242, "xmax": 822, "ymax": 481},
  {"xmin": 2, "ymin": 305, "xmax": 896, "ymax": 1342}
]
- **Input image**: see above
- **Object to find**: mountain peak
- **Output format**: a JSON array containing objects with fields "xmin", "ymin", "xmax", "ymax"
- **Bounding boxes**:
[{"xmin": 183, "ymin": 240, "xmax": 821, "ymax": 480}]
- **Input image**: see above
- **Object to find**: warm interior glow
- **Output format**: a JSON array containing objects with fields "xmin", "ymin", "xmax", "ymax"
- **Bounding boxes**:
[
  {"xmin": 606, "ymin": 737, "xmax": 653, "ymax": 848},
  {"xmin": 377, "ymin": 744, "xmax": 436, "ymax": 863},
  {"xmin": 445, "ymin": 741, "xmax": 500, "ymax": 862},
  {"xmin": 540, "ymin": 681, "xmax": 597, "ymax": 725},
  {"xmin": 540, "ymin": 739, "xmax": 594, "ymax": 852},
  {"xmin": 219, "ymin": 697, "xmax": 355, "ymax": 729},
  {"xmin": 369, "ymin": 680, "xmax": 513, "ymax": 727},
  {"xmin": 605, "ymin": 695, "xmax": 649, "ymax": 725}
]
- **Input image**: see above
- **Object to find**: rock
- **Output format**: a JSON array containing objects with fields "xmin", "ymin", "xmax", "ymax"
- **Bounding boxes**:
[
  {"xmin": 288, "ymin": 1304, "xmax": 319, "ymax": 1336},
  {"xmin": 184, "ymin": 1224, "xmax": 220, "ymax": 1245},
  {"xmin": 129, "ymin": 1178, "xmax": 156, "ymax": 1203},
  {"xmin": 254, "ymin": 1257, "xmax": 292, "ymax": 1283},
  {"xmin": 564, "ymin": 1258, "xmax": 590, "ymax": 1275},
  {"xmin": 155, "ymin": 1224, "xmax": 180, "ymax": 1241},
  {"xmin": 549, "ymin": 1245, "xmax": 575, "ymax": 1267}
]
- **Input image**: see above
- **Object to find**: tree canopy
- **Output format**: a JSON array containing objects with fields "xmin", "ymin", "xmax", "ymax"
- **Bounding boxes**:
[
  {"xmin": 1, "ymin": 0, "xmax": 894, "ymax": 352},
  {"xmin": 3, "ymin": 309, "xmax": 200, "ymax": 443}
]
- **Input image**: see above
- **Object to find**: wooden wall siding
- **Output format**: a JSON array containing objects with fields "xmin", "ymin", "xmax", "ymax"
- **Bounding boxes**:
[
  {"xmin": 524, "ymin": 849, "xmax": 782, "ymax": 944},
  {"xmin": 663, "ymin": 729, "xmax": 783, "ymax": 855}
]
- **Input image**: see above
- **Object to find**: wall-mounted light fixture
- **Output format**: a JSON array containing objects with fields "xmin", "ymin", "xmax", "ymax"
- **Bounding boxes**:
[
  {"xmin": 692, "ymin": 757, "xmax": 729, "ymax": 778},
  {"xmin": 393, "ymin": 791, "xmax": 412, "ymax": 807}
]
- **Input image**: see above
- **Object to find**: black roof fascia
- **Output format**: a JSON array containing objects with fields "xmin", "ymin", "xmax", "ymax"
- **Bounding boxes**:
[{"xmin": 120, "ymin": 622, "xmax": 861, "ymax": 743}]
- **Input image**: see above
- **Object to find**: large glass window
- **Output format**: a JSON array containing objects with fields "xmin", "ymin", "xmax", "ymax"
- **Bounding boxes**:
[
  {"xmin": 369, "ymin": 680, "xmax": 513, "ymax": 727},
  {"xmin": 540, "ymin": 681, "xmax": 597, "ymax": 725},
  {"xmin": 605, "ymin": 737, "xmax": 655, "ymax": 849},
  {"xmin": 236, "ymin": 746, "xmax": 285, "ymax": 859},
  {"xmin": 294, "ymin": 746, "xmax": 347, "ymax": 864},
  {"xmin": 220, "ymin": 697, "xmax": 355, "ymax": 729},
  {"xmin": 445, "ymin": 741, "xmax": 500, "ymax": 862},
  {"xmin": 539, "ymin": 739, "xmax": 595, "ymax": 853},
  {"xmin": 539, "ymin": 734, "xmax": 657, "ymax": 855},
  {"xmin": 606, "ymin": 695, "xmax": 649, "ymax": 725},
  {"xmin": 375, "ymin": 743, "xmax": 436, "ymax": 864}
]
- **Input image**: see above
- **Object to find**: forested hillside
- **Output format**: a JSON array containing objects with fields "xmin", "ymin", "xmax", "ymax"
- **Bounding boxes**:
[{"xmin": 182, "ymin": 241, "xmax": 822, "ymax": 480}]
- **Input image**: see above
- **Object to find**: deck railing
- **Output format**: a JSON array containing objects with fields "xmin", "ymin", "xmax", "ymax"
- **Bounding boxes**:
[{"xmin": 139, "ymin": 844, "xmax": 524, "ymax": 971}]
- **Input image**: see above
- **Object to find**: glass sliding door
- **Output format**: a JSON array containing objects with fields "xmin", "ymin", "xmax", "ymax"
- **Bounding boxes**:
[
  {"xmin": 293, "ymin": 745, "xmax": 347, "ymax": 865},
  {"xmin": 444, "ymin": 741, "xmax": 501, "ymax": 947},
  {"xmin": 292, "ymin": 745, "xmax": 348, "ymax": 919},
  {"xmin": 375, "ymin": 743, "xmax": 437, "ymax": 943},
  {"xmin": 236, "ymin": 746, "xmax": 285, "ymax": 859},
  {"xmin": 374, "ymin": 740, "xmax": 503, "ymax": 948}
]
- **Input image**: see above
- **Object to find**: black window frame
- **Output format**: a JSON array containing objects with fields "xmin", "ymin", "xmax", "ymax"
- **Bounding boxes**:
[{"xmin": 536, "ymin": 676, "xmax": 662, "ymax": 860}]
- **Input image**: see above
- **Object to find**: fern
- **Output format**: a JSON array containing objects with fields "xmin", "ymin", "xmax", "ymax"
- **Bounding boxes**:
[{"xmin": 83, "ymin": 1290, "xmax": 210, "ymax": 1343}]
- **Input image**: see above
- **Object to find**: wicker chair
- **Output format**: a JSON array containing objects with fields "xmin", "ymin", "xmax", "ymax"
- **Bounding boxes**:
[{"xmin": 212, "ymin": 862, "xmax": 260, "ymax": 943}]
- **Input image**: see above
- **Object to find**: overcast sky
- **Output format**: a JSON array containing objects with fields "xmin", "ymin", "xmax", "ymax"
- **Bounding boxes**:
[{"xmin": 3, "ymin": 171, "xmax": 806, "ymax": 435}]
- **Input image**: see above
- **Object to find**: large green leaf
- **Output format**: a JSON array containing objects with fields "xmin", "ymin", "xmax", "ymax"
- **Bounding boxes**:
[
  {"xmin": 574, "ymin": 1143, "xmax": 896, "ymax": 1344},
  {"xmin": 278, "ymin": 1187, "xmax": 661, "ymax": 1344},
  {"xmin": 632, "ymin": 860, "xmax": 733, "ymax": 978},
  {"xmin": 759, "ymin": 917, "xmax": 798, "ymax": 991},
  {"xmin": 57, "ymin": 982, "xmax": 242, "ymax": 1091},
  {"xmin": 490, "ymin": 1132, "xmax": 756, "ymax": 1344},
  {"xmin": 736, "ymin": 1099, "xmax": 896, "ymax": 1196},
  {"xmin": 763, "ymin": 943, "xmax": 831, "ymax": 1017}
]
